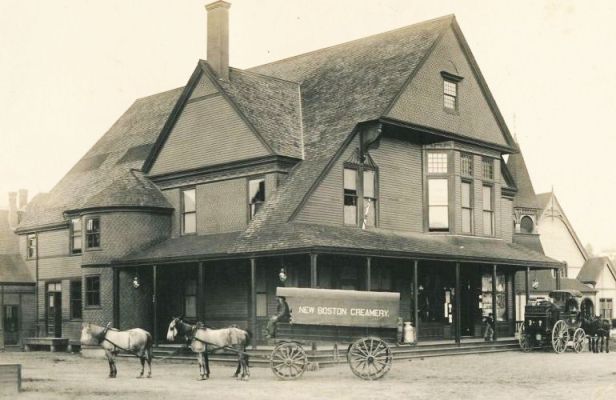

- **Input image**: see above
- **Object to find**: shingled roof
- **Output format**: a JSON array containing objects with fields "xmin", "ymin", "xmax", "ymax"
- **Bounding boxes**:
[
  {"xmin": 507, "ymin": 150, "xmax": 540, "ymax": 209},
  {"xmin": 17, "ymin": 87, "xmax": 183, "ymax": 231},
  {"xmin": 578, "ymin": 257, "xmax": 616, "ymax": 285}
]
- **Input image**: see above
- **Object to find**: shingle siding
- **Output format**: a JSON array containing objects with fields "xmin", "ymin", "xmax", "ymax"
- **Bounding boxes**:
[
  {"xmin": 197, "ymin": 178, "xmax": 247, "ymax": 234},
  {"xmin": 149, "ymin": 94, "xmax": 270, "ymax": 176},
  {"xmin": 370, "ymin": 137, "xmax": 423, "ymax": 232},
  {"xmin": 387, "ymin": 28, "xmax": 508, "ymax": 148},
  {"xmin": 37, "ymin": 230, "xmax": 69, "ymax": 258}
]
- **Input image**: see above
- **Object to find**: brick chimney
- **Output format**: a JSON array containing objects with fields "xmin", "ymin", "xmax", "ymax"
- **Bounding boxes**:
[
  {"xmin": 18, "ymin": 188, "xmax": 28, "ymax": 209},
  {"xmin": 206, "ymin": 0, "xmax": 231, "ymax": 80},
  {"xmin": 8, "ymin": 192, "xmax": 17, "ymax": 229}
]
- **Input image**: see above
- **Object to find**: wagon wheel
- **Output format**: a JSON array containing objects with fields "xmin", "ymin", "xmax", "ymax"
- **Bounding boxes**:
[
  {"xmin": 551, "ymin": 320, "xmax": 569, "ymax": 353},
  {"xmin": 270, "ymin": 342, "xmax": 307, "ymax": 380},
  {"xmin": 572, "ymin": 328, "xmax": 585, "ymax": 353},
  {"xmin": 347, "ymin": 337, "xmax": 392, "ymax": 380},
  {"xmin": 518, "ymin": 324, "xmax": 532, "ymax": 352}
]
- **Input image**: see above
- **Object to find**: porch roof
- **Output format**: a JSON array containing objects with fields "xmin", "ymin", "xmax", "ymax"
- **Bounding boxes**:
[{"xmin": 118, "ymin": 223, "xmax": 562, "ymax": 268}]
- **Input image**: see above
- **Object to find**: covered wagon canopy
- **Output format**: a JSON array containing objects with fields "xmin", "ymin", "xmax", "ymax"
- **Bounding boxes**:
[{"xmin": 276, "ymin": 287, "xmax": 400, "ymax": 329}]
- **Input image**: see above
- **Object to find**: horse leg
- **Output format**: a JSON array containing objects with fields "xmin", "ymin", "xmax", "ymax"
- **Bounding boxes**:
[
  {"xmin": 204, "ymin": 350, "xmax": 210, "ymax": 379},
  {"xmin": 606, "ymin": 335, "xmax": 610, "ymax": 354},
  {"xmin": 105, "ymin": 350, "xmax": 116, "ymax": 378},
  {"xmin": 244, "ymin": 354, "xmax": 250, "ymax": 380},
  {"xmin": 233, "ymin": 357, "xmax": 241, "ymax": 378},
  {"xmin": 146, "ymin": 346, "xmax": 153, "ymax": 378},
  {"xmin": 138, "ymin": 355, "xmax": 145, "ymax": 378},
  {"xmin": 197, "ymin": 353, "xmax": 205, "ymax": 380}
]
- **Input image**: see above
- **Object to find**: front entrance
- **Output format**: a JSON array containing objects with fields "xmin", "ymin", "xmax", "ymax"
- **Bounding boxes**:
[
  {"xmin": 46, "ymin": 283, "xmax": 62, "ymax": 337},
  {"xmin": 460, "ymin": 269, "xmax": 481, "ymax": 337},
  {"xmin": 3, "ymin": 305, "xmax": 19, "ymax": 345}
]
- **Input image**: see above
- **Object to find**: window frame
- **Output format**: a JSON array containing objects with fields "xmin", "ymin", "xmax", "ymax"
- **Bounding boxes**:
[
  {"xmin": 482, "ymin": 184, "xmax": 494, "ymax": 236},
  {"xmin": 70, "ymin": 280, "xmax": 82, "ymax": 320},
  {"xmin": 440, "ymin": 71, "xmax": 463, "ymax": 113},
  {"xmin": 600, "ymin": 298, "xmax": 613, "ymax": 319},
  {"xmin": 26, "ymin": 233, "xmax": 37, "ymax": 259},
  {"xmin": 70, "ymin": 217, "xmax": 82, "ymax": 255},
  {"xmin": 343, "ymin": 163, "xmax": 379, "ymax": 228},
  {"xmin": 426, "ymin": 151, "xmax": 451, "ymax": 233},
  {"xmin": 84, "ymin": 217, "xmax": 101, "ymax": 250},
  {"xmin": 181, "ymin": 187, "xmax": 197, "ymax": 235},
  {"xmin": 84, "ymin": 275, "xmax": 101, "ymax": 308},
  {"xmin": 482, "ymin": 157, "xmax": 494, "ymax": 181},
  {"xmin": 460, "ymin": 152, "xmax": 473, "ymax": 177},
  {"xmin": 461, "ymin": 180, "xmax": 473, "ymax": 234},
  {"xmin": 248, "ymin": 177, "xmax": 266, "ymax": 221}
]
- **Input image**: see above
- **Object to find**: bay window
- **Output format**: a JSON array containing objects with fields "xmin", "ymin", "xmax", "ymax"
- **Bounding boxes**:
[
  {"xmin": 428, "ymin": 178, "xmax": 449, "ymax": 232},
  {"xmin": 482, "ymin": 185, "xmax": 494, "ymax": 236},
  {"xmin": 461, "ymin": 181, "xmax": 473, "ymax": 234}
]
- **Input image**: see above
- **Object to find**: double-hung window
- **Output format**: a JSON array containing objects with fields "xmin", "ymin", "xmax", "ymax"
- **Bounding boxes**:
[
  {"xmin": 248, "ymin": 178, "xmax": 266, "ymax": 220},
  {"xmin": 70, "ymin": 218, "xmax": 82, "ymax": 254},
  {"xmin": 600, "ymin": 298, "xmax": 613, "ymax": 319},
  {"xmin": 181, "ymin": 188, "xmax": 196, "ymax": 235},
  {"xmin": 344, "ymin": 168, "xmax": 358, "ymax": 225},
  {"xmin": 427, "ymin": 152, "xmax": 449, "ymax": 232},
  {"xmin": 85, "ymin": 217, "xmax": 100, "ymax": 249},
  {"xmin": 461, "ymin": 181, "xmax": 473, "ymax": 234},
  {"xmin": 85, "ymin": 276, "xmax": 100, "ymax": 307},
  {"xmin": 26, "ymin": 233, "xmax": 36, "ymax": 259},
  {"xmin": 443, "ymin": 79, "xmax": 457, "ymax": 110},
  {"xmin": 362, "ymin": 170, "xmax": 377, "ymax": 228},
  {"xmin": 482, "ymin": 185, "xmax": 494, "ymax": 236}
]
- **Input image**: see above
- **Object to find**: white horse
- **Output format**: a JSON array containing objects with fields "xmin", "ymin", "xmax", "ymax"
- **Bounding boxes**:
[
  {"xmin": 80, "ymin": 323, "xmax": 153, "ymax": 378},
  {"xmin": 166, "ymin": 317, "xmax": 251, "ymax": 380}
]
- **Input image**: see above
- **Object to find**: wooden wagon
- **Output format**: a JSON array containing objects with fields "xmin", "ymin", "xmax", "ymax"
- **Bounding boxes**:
[{"xmin": 268, "ymin": 287, "xmax": 400, "ymax": 380}]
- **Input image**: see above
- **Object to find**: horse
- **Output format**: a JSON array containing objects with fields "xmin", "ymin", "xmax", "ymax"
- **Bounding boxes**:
[
  {"xmin": 80, "ymin": 322, "xmax": 153, "ymax": 378},
  {"xmin": 581, "ymin": 316, "xmax": 611, "ymax": 353},
  {"xmin": 166, "ymin": 317, "xmax": 251, "ymax": 380}
]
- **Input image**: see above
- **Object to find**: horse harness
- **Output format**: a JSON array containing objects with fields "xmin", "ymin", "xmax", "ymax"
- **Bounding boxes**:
[{"xmin": 97, "ymin": 324, "xmax": 143, "ymax": 358}]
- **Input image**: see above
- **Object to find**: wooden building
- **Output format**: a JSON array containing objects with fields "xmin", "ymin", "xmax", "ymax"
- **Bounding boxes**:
[
  {"xmin": 0, "ymin": 193, "xmax": 35, "ymax": 349},
  {"xmin": 15, "ymin": 2, "xmax": 562, "ymax": 346}
]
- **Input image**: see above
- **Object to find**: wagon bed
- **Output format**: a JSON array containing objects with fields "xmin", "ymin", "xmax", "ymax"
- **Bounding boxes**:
[{"xmin": 268, "ymin": 287, "xmax": 400, "ymax": 381}]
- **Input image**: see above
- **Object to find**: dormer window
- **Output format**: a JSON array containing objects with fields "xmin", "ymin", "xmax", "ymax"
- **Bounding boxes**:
[
  {"xmin": 343, "ymin": 154, "xmax": 378, "ymax": 228},
  {"xmin": 441, "ymin": 71, "xmax": 463, "ymax": 111}
]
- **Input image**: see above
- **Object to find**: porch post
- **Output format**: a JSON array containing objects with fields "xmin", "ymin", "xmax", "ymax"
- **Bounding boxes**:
[
  {"xmin": 525, "ymin": 267, "xmax": 530, "ymax": 302},
  {"xmin": 197, "ymin": 262, "xmax": 205, "ymax": 322},
  {"xmin": 455, "ymin": 263, "xmax": 461, "ymax": 345},
  {"xmin": 310, "ymin": 253, "xmax": 318, "ymax": 288},
  {"xmin": 365, "ymin": 257, "xmax": 372, "ymax": 291},
  {"xmin": 112, "ymin": 267, "xmax": 120, "ymax": 328},
  {"xmin": 250, "ymin": 258, "xmax": 257, "ymax": 349},
  {"xmin": 413, "ymin": 260, "xmax": 419, "ymax": 337},
  {"xmin": 152, "ymin": 265, "xmax": 158, "ymax": 346},
  {"xmin": 555, "ymin": 268, "xmax": 561, "ymax": 290},
  {"xmin": 492, "ymin": 264, "xmax": 498, "ymax": 341}
]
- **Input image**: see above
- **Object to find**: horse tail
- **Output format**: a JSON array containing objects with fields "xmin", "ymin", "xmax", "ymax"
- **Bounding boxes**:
[
  {"xmin": 244, "ymin": 329, "xmax": 253, "ymax": 349},
  {"xmin": 145, "ymin": 331, "xmax": 154, "ymax": 361}
]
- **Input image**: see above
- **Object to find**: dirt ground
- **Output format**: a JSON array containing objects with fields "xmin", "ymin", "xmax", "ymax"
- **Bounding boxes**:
[{"xmin": 1, "ymin": 350, "xmax": 616, "ymax": 400}]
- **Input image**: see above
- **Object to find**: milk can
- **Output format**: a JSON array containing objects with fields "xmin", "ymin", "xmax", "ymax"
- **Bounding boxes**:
[{"xmin": 403, "ymin": 321, "xmax": 415, "ymax": 344}]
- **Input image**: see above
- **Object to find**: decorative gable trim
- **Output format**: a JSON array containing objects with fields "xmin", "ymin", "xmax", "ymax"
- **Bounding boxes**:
[{"xmin": 440, "ymin": 71, "xmax": 464, "ymax": 82}]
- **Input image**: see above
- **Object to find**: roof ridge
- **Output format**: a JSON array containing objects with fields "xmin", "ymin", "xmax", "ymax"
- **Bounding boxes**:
[{"xmin": 247, "ymin": 14, "xmax": 454, "ymax": 72}]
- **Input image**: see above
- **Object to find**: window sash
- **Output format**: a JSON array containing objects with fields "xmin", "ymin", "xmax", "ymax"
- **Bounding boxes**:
[
  {"xmin": 85, "ymin": 218, "xmax": 100, "ymax": 249},
  {"xmin": 71, "ymin": 218, "xmax": 82, "ymax": 254},
  {"xmin": 482, "ymin": 158, "xmax": 494, "ymax": 180},
  {"xmin": 482, "ymin": 186, "xmax": 493, "ymax": 211},
  {"xmin": 443, "ymin": 80, "xmax": 457, "ymax": 110},
  {"xmin": 483, "ymin": 211, "xmax": 494, "ymax": 236},
  {"xmin": 181, "ymin": 189, "xmax": 197, "ymax": 234},
  {"xmin": 461, "ymin": 153, "xmax": 473, "ymax": 176},
  {"xmin": 429, "ymin": 179, "xmax": 449, "ymax": 230},
  {"xmin": 427, "ymin": 153, "xmax": 448, "ymax": 174},
  {"xmin": 344, "ymin": 168, "xmax": 358, "ymax": 225},
  {"xmin": 85, "ymin": 276, "xmax": 100, "ymax": 307},
  {"xmin": 27, "ymin": 234, "xmax": 36, "ymax": 258},
  {"xmin": 248, "ymin": 179, "xmax": 266, "ymax": 219}
]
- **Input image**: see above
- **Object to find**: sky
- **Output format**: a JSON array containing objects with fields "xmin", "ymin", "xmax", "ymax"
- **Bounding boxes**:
[{"xmin": 1, "ymin": 0, "xmax": 615, "ymax": 252}]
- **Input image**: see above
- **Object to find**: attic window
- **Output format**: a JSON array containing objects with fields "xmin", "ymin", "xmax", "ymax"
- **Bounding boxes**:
[{"xmin": 441, "ymin": 71, "xmax": 463, "ymax": 111}]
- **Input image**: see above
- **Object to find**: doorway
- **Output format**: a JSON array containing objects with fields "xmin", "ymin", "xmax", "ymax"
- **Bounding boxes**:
[
  {"xmin": 47, "ymin": 283, "xmax": 62, "ymax": 337},
  {"xmin": 3, "ymin": 305, "xmax": 19, "ymax": 345},
  {"xmin": 459, "ymin": 269, "xmax": 481, "ymax": 337}
]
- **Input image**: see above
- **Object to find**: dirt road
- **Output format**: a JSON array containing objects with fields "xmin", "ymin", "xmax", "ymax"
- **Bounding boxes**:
[{"xmin": 1, "ymin": 350, "xmax": 615, "ymax": 400}]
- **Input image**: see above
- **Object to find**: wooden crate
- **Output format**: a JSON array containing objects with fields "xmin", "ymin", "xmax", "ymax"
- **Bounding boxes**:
[{"xmin": 0, "ymin": 364, "xmax": 21, "ymax": 395}]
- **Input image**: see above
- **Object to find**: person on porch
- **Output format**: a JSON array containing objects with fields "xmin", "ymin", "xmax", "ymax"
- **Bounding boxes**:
[{"xmin": 483, "ymin": 313, "xmax": 495, "ymax": 341}]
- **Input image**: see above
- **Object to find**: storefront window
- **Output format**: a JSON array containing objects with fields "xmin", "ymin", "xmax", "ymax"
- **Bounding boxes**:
[{"xmin": 481, "ymin": 273, "xmax": 507, "ymax": 321}]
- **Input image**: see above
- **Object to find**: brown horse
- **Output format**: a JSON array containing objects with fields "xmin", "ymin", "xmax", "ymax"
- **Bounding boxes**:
[
  {"xmin": 581, "ymin": 316, "xmax": 611, "ymax": 353},
  {"xmin": 80, "ymin": 323, "xmax": 153, "ymax": 378},
  {"xmin": 166, "ymin": 317, "xmax": 251, "ymax": 380}
]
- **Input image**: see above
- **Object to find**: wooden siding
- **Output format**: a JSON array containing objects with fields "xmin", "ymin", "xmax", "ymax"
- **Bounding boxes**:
[
  {"xmin": 370, "ymin": 137, "xmax": 423, "ymax": 232},
  {"xmin": 162, "ymin": 188, "xmax": 181, "ymax": 239},
  {"xmin": 197, "ymin": 178, "xmax": 247, "ymax": 234},
  {"xmin": 149, "ymin": 94, "xmax": 270, "ymax": 176},
  {"xmin": 294, "ymin": 136, "xmax": 360, "ymax": 225},
  {"xmin": 38, "ymin": 256, "xmax": 81, "ymax": 280},
  {"xmin": 501, "ymin": 198, "xmax": 513, "ymax": 243},
  {"xmin": 537, "ymin": 215, "xmax": 586, "ymax": 273},
  {"xmin": 37, "ymin": 230, "xmax": 69, "ymax": 258},
  {"xmin": 387, "ymin": 27, "xmax": 508, "ymax": 147}
]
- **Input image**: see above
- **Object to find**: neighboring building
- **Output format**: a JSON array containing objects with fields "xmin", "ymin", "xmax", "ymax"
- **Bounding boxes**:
[
  {"xmin": 578, "ymin": 257, "xmax": 616, "ymax": 319},
  {"xmin": 15, "ymin": 2, "xmax": 561, "ymax": 345},
  {"xmin": 0, "ymin": 191, "xmax": 35, "ymax": 349}
]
